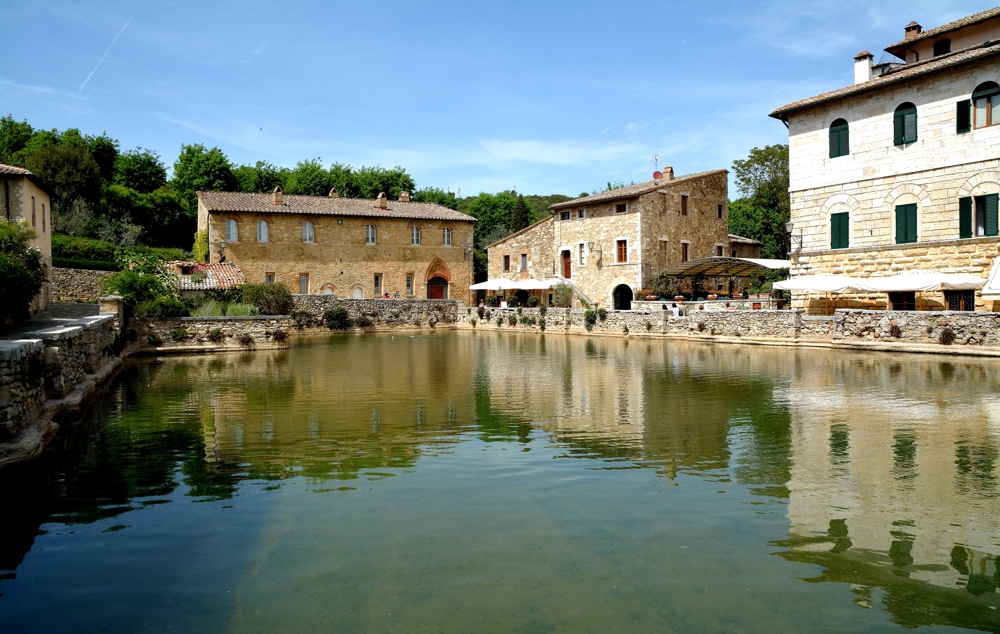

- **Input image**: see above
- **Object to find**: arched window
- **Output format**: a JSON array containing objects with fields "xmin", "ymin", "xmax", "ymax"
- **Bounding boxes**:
[
  {"xmin": 973, "ymin": 81, "xmax": 999, "ymax": 129},
  {"xmin": 257, "ymin": 220, "xmax": 269, "ymax": 242},
  {"xmin": 443, "ymin": 227, "xmax": 452, "ymax": 246},
  {"xmin": 829, "ymin": 118, "xmax": 849, "ymax": 158},
  {"xmin": 31, "ymin": 197, "xmax": 36, "ymax": 227},
  {"xmin": 366, "ymin": 224, "xmax": 377, "ymax": 244},
  {"xmin": 411, "ymin": 226, "xmax": 421, "ymax": 245},
  {"xmin": 894, "ymin": 102, "xmax": 917, "ymax": 145},
  {"xmin": 225, "ymin": 219, "xmax": 239, "ymax": 242},
  {"xmin": 302, "ymin": 221, "xmax": 315, "ymax": 243}
]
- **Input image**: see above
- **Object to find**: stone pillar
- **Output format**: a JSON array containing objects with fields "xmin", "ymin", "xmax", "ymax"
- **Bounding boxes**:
[{"xmin": 99, "ymin": 295, "xmax": 124, "ymax": 337}]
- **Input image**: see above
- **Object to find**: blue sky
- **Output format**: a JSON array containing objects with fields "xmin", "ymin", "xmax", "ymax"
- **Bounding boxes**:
[{"xmin": 0, "ymin": 0, "xmax": 989, "ymax": 197}]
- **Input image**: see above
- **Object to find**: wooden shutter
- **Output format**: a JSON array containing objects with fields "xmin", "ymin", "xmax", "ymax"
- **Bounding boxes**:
[
  {"xmin": 956, "ymin": 100, "xmax": 972, "ymax": 133},
  {"xmin": 830, "ymin": 212, "xmax": 849, "ymax": 249},
  {"xmin": 893, "ymin": 112, "xmax": 904, "ymax": 145},
  {"xmin": 839, "ymin": 126, "xmax": 849, "ymax": 156},
  {"xmin": 829, "ymin": 127, "xmax": 839, "ymax": 158},
  {"xmin": 830, "ymin": 214, "xmax": 840, "ymax": 248},
  {"xmin": 986, "ymin": 193, "xmax": 999, "ymax": 237},
  {"xmin": 829, "ymin": 124, "xmax": 849, "ymax": 158},
  {"xmin": 906, "ymin": 204, "xmax": 918, "ymax": 242},
  {"xmin": 839, "ymin": 213, "xmax": 849, "ymax": 248},
  {"xmin": 903, "ymin": 112, "xmax": 917, "ymax": 143},
  {"xmin": 959, "ymin": 196, "xmax": 973, "ymax": 238},
  {"xmin": 895, "ymin": 205, "xmax": 906, "ymax": 243}
]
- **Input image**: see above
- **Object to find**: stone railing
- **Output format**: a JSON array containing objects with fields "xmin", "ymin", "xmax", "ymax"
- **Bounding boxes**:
[
  {"xmin": 52, "ymin": 267, "xmax": 114, "ymax": 303},
  {"xmin": 632, "ymin": 298, "xmax": 788, "ymax": 312}
]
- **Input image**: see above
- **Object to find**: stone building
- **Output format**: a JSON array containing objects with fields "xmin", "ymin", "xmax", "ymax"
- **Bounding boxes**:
[
  {"xmin": 770, "ymin": 7, "xmax": 1000, "ymax": 312},
  {"xmin": 487, "ymin": 169, "xmax": 730, "ymax": 309},
  {"xmin": 197, "ymin": 188, "xmax": 475, "ymax": 302},
  {"xmin": 1, "ymin": 164, "xmax": 52, "ymax": 312}
]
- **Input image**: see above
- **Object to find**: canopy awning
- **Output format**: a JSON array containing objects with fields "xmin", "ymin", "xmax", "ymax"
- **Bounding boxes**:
[
  {"xmin": 658, "ymin": 257, "xmax": 791, "ymax": 277},
  {"xmin": 772, "ymin": 275, "xmax": 866, "ymax": 294},
  {"xmin": 856, "ymin": 272, "xmax": 986, "ymax": 292},
  {"xmin": 469, "ymin": 277, "xmax": 563, "ymax": 291},
  {"xmin": 469, "ymin": 279, "xmax": 518, "ymax": 291},
  {"xmin": 982, "ymin": 258, "xmax": 1000, "ymax": 298}
]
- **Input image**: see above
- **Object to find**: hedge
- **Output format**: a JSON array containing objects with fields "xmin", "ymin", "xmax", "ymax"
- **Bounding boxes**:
[
  {"xmin": 52, "ymin": 235, "xmax": 189, "ymax": 270},
  {"xmin": 53, "ymin": 257, "xmax": 119, "ymax": 271}
]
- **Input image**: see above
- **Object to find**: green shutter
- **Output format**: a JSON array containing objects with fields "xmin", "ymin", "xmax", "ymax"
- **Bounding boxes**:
[
  {"xmin": 959, "ymin": 196, "xmax": 973, "ymax": 238},
  {"xmin": 829, "ymin": 127, "xmax": 839, "ymax": 158},
  {"xmin": 830, "ymin": 212, "xmax": 849, "ymax": 249},
  {"xmin": 895, "ymin": 204, "xmax": 906, "ymax": 243},
  {"xmin": 903, "ymin": 112, "xmax": 918, "ymax": 143},
  {"xmin": 829, "ymin": 124, "xmax": 849, "ymax": 158},
  {"xmin": 840, "ymin": 213, "xmax": 850, "ymax": 248},
  {"xmin": 906, "ymin": 204, "xmax": 918, "ymax": 243},
  {"xmin": 830, "ymin": 214, "xmax": 840, "ymax": 248},
  {"xmin": 893, "ymin": 113, "xmax": 904, "ymax": 145},
  {"xmin": 839, "ymin": 126, "xmax": 849, "ymax": 156},
  {"xmin": 896, "ymin": 204, "xmax": 917, "ymax": 243},
  {"xmin": 956, "ymin": 99, "xmax": 972, "ymax": 133},
  {"xmin": 986, "ymin": 193, "xmax": 999, "ymax": 237}
]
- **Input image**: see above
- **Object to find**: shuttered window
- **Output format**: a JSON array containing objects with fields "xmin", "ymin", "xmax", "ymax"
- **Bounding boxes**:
[
  {"xmin": 959, "ymin": 197, "xmax": 973, "ymax": 238},
  {"xmin": 829, "ymin": 119, "xmax": 849, "ymax": 158},
  {"xmin": 895, "ymin": 203, "xmax": 917, "ymax": 244},
  {"xmin": 830, "ymin": 212, "xmax": 849, "ymax": 249},
  {"xmin": 893, "ymin": 103, "xmax": 917, "ymax": 145},
  {"xmin": 986, "ymin": 193, "xmax": 999, "ymax": 237},
  {"xmin": 972, "ymin": 82, "xmax": 1000, "ymax": 129},
  {"xmin": 956, "ymin": 100, "xmax": 972, "ymax": 134}
]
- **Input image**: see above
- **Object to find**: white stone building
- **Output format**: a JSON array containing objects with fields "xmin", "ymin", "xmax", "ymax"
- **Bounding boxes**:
[{"xmin": 770, "ymin": 7, "xmax": 1000, "ymax": 312}]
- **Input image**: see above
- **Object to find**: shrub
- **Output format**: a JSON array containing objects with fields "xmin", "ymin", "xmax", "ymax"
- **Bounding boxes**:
[
  {"xmin": 597, "ymin": 308, "xmax": 608, "ymax": 321},
  {"xmin": 645, "ymin": 321, "xmax": 652, "ymax": 331},
  {"xmin": 506, "ymin": 294, "xmax": 518, "ymax": 306},
  {"xmin": 193, "ymin": 300, "xmax": 225, "ymax": 317},
  {"xmin": 538, "ymin": 318, "xmax": 546, "ymax": 331},
  {"xmin": 484, "ymin": 295, "xmax": 498, "ymax": 307},
  {"xmin": 890, "ymin": 324, "xmax": 902, "ymax": 339},
  {"xmin": 529, "ymin": 315, "xmax": 537, "ymax": 325},
  {"xmin": 206, "ymin": 287, "xmax": 243, "ymax": 305},
  {"xmin": 554, "ymin": 283, "xmax": 574, "ymax": 308},
  {"xmin": 170, "ymin": 328, "xmax": 190, "ymax": 342},
  {"xmin": 52, "ymin": 257, "xmax": 119, "ymax": 271},
  {"xmin": 485, "ymin": 309, "xmax": 492, "ymax": 321},
  {"xmin": 136, "ymin": 296, "xmax": 190, "ymax": 319},
  {"xmin": 324, "ymin": 306, "xmax": 352, "ymax": 330},
  {"xmin": 224, "ymin": 303, "xmax": 257, "ymax": 316},
  {"xmin": 207, "ymin": 328, "xmax": 224, "ymax": 343},
  {"xmin": 939, "ymin": 327, "xmax": 956, "ymax": 345},
  {"xmin": 238, "ymin": 333, "xmax": 255, "ymax": 347},
  {"xmin": 539, "ymin": 305, "xmax": 548, "ymax": 317},
  {"xmin": 147, "ymin": 333, "xmax": 163, "ymax": 346},
  {"xmin": 192, "ymin": 230, "xmax": 209, "ymax": 263},
  {"xmin": 477, "ymin": 305, "xmax": 486, "ymax": 319},
  {"xmin": 291, "ymin": 310, "xmax": 313, "ymax": 329},
  {"xmin": 516, "ymin": 306, "xmax": 523, "ymax": 315},
  {"xmin": 470, "ymin": 317, "xmax": 478, "ymax": 328},
  {"xmin": 271, "ymin": 329, "xmax": 288, "ymax": 342},
  {"xmin": 508, "ymin": 314, "xmax": 518, "ymax": 326},
  {"xmin": 242, "ymin": 282, "xmax": 294, "ymax": 315},
  {"xmin": 356, "ymin": 315, "xmax": 373, "ymax": 328},
  {"xmin": 583, "ymin": 309, "xmax": 597, "ymax": 327},
  {"xmin": 519, "ymin": 315, "xmax": 531, "ymax": 325},
  {"xmin": 496, "ymin": 315, "xmax": 504, "ymax": 327},
  {"xmin": 527, "ymin": 295, "xmax": 539, "ymax": 307},
  {"xmin": 696, "ymin": 321, "xmax": 706, "ymax": 332},
  {"xmin": 0, "ymin": 222, "xmax": 45, "ymax": 327}
]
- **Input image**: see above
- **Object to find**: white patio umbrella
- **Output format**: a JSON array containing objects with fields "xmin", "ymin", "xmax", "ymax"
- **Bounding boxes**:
[
  {"xmin": 469, "ymin": 279, "xmax": 521, "ymax": 291},
  {"xmin": 772, "ymin": 275, "xmax": 866, "ymax": 293},
  {"xmin": 855, "ymin": 272, "xmax": 986, "ymax": 292},
  {"xmin": 516, "ymin": 278, "xmax": 562, "ymax": 290}
]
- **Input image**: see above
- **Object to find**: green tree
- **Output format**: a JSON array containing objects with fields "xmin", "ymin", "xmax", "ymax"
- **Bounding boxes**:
[
  {"xmin": 510, "ymin": 194, "xmax": 530, "ymax": 232},
  {"xmin": 234, "ymin": 160, "xmax": 287, "ymax": 193},
  {"xmin": 284, "ymin": 158, "xmax": 334, "ymax": 196},
  {"xmin": 351, "ymin": 165, "xmax": 415, "ymax": 200},
  {"xmin": 171, "ymin": 144, "xmax": 237, "ymax": 211},
  {"xmin": 114, "ymin": 148, "xmax": 167, "ymax": 193},
  {"xmin": 412, "ymin": 187, "xmax": 458, "ymax": 210},
  {"xmin": 730, "ymin": 144, "xmax": 790, "ymax": 259},
  {"xmin": 25, "ymin": 143, "xmax": 102, "ymax": 215},
  {"xmin": 467, "ymin": 191, "xmax": 517, "ymax": 249},
  {"xmin": 0, "ymin": 115, "xmax": 34, "ymax": 165},
  {"xmin": 84, "ymin": 132, "xmax": 120, "ymax": 181},
  {"xmin": 0, "ymin": 221, "xmax": 45, "ymax": 327}
]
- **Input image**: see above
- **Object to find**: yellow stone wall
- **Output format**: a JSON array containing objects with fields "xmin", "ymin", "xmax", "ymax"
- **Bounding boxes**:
[{"xmin": 202, "ymin": 203, "xmax": 475, "ymax": 302}]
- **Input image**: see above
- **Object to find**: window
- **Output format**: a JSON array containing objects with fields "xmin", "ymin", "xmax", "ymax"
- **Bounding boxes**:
[
  {"xmin": 299, "ymin": 274, "xmax": 309, "ymax": 294},
  {"xmin": 265, "ymin": 272, "xmax": 275, "ymax": 284},
  {"xmin": 715, "ymin": 245, "xmax": 724, "ymax": 257},
  {"xmin": 406, "ymin": 274, "xmax": 414, "ymax": 295},
  {"xmin": 830, "ymin": 212, "xmax": 850, "ymax": 249},
  {"xmin": 681, "ymin": 195, "xmax": 688, "ymax": 216},
  {"xmin": 959, "ymin": 194, "xmax": 999, "ymax": 238},
  {"xmin": 944, "ymin": 290, "xmax": 974, "ymax": 311},
  {"xmin": 973, "ymin": 82, "xmax": 999, "ymax": 129},
  {"xmin": 893, "ymin": 103, "xmax": 918, "ymax": 145},
  {"xmin": 503, "ymin": 255, "xmax": 510, "ymax": 271},
  {"xmin": 520, "ymin": 253, "xmax": 527, "ymax": 271},
  {"xmin": 31, "ymin": 197, "xmax": 35, "ymax": 227},
  {"xmin": 560, "ymin": 211, "xmax": 571, "ymax": 221},
  {"xmin": 681, "ymin": 242, "xmax": 689, "ymax": 262},
  {"xmin": 895, "ymin": 203, "xmax": 918, "ymax": 244},
  {"xmin": 443, "ymin": 227, "xmax": 452, "ymax": 246},
  {"xmin": 302, "ymin": 221, "xmax": 315, "ymax": 243},
  {"xmin": 829, "ymin": 118, "xmax": 850, "ymax": 158},
  {"xmin": 374, "ymin": 274, "xmax": 382, "ymax": 296},
  {"xmin": 616, "ymin": 239, "xmax": 628, "ymax": 263},
  {"xmin": 257, "ymin": 220, "xmax": 269, "ymax": 242},
  {"xmin": 225, "ymin": 219, "xmax": 239, "ymax": 241},
  {"xmin": 933, "ymin": 39, "xmax": 951, "ymax": 56},
  {"xmin": 717, "ymin": 204, "xmax": 723, "ymax": 219},
  {"xmin": 888, "ymin": 292, "xmax": 916, "ymax": 311},
  {"xmin": 577, "ymin": 209, "xmax": 585, "ymax": 219},
  {"xmin": 366, "ymin": 224, "xmax": 377, "ymax": 244},
  {"xmin": 578, "ymin": 243, "xmax": 585, "ymax": 266},
  {"xmin": 411, "ymin": 226, "xmax": 421, "ymax": 245},
  {"xmin": 615, "ymin": 203, "xmax": 627, "ymax": 214},
  {"xmin": 41, "ymin": 204, "xmax": 45, "ymax": 233}
]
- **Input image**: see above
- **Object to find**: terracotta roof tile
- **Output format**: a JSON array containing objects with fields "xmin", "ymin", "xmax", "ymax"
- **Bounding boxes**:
[
  {"xmin": 884, "ymin": 7, "xmax": 1000, "ymax": 57},
  {"xmin": 165, "ymin": 261, "xmax": 245, "ymax": 291},
  {"xmin": 729, "ymin": 234, "xmax": 762, "ymax": 245},
  {"xmin": 198, "ymin": 191, "xmax": 475, "ymax": 223},
  {"xmin": 548, "ymin": 169, "xmax": 728, "ymax": 210},
  {"xmin": 0, "ymin": 164, "xmax": 33, "ymax": 176}
]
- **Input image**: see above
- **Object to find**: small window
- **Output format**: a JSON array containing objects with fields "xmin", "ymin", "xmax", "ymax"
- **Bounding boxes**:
[
  {"xmin": 406, "ymin": 274, "xmax": 414, "ymax": 295},
  {"xmin": 302, "ymin": 221, "xmax": 315, "ymax": 243},
  {"xmin": 615, "ymin": 203, "xmax": 627, "ymax": 214},
  {"xmin": 888, "ymin": 292, "xmax": 915, "ymax": 311},
  {"xmin": 829, "ymin": 118, "xmax": 849, "ymax": 158},
  {"xmin": 42, "ymin": 204, "xmax": 46, "ymax": 233},
  {"xmin": 944, "ymin": 290, "xmax": 974, "ymax": 311},
  {"xmin": 731, "ymin": 248, "xmax": 738, "ymax": 258},
  {"xmin": 265, "ymin": 272, "xmax": 275, "ymax": 284},
  {"xmin": 560, "ymin": 211, "xmax": 571, "ymax": 221},
  {"xmin": 257, "ymin": 220, "xmax": 269, "ymax": 242},
  {"xmin": 972, "ymin": 81, "xmax": 1000, "ymax": 129},
  {"xmin": 715, "ymin": 245, "xmax": 723, "ymax": 257},
  {"xmin": 681, "ymin": 242, "xmax": 689, "ymax": 262},
  {"xmin": 895, "ymin": 203, "xmax": 918, "ymax": 244},
  {"xmin": 374, "ymin": 274, "xmax": 382, "ymax": 296},
  {"xmin": 681, "ymin": 196, "xmax": 688, "ymax": 216},
  {"xmin": 411, "ymin": 226, "xmax": 421, "ymax": 245},
  {"xmin": 520, "ymin": 254, "xmax": 527, "ymax": 271},
  {"xmin": 717, "ymin": 204, "xmax": 723, "ymax": 219},
  {"xmin": 299, "ymin": 274, "xmax": 309, "ymax": 294},
  {"xmin": 503, "ymin": 255, "xmax": 510, "ymax": 271},
  {"xmin": 616, "ymin": 239, "xmax": 628, "ymax": 263},
  {"xmin": 180, "ymin": 265, "xmax": 194, "ymax": 275},
  {"xmin": 830, "ymin": 212, "xmax": 850, "ymax": 249},
  {"xmin": 577, "ymin": 210, "xmax": 585, "ymax": 219},
  {"xmin": 443, "ymin": 227, "xmax": 452, "ymax": 246},
  {"xmin": 31, "ymin": 197, "xmax": 35, "ymax": 227},
  {"xmin": 366, "ymin": 224, "xmax": 377, "ymax": 244},
  {"xmin": 579, "ymin": 243, "xmax": 585, "ymax": 266},
  {"xmin": 932, "ymin": 39, "xmax": 951, "ymax": 56},
  {"xmin": 894, "ymin": 103, "xmax": 918, "ymax": 145},
  {"xmin": 226, "ymin": 219, "xmax": 239, "ymax": 241}
]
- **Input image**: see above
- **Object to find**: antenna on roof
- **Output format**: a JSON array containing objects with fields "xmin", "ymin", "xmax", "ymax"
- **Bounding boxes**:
[{"xmin": 653, "ymin": 155, "xmax": 660, "ymax": 170}]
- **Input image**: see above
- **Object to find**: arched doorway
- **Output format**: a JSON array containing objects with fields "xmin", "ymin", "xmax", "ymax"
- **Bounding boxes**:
[
  {"xmin": 612, "ymin": 284, "xmax": 633, "ymax": 310},
  {"xmin": 427, "ymin": 276, "xmax": 449, "ymax": 299},
  {"xmin": 515, "ymin": 289, "xmax": 530, "ymax": 306}
]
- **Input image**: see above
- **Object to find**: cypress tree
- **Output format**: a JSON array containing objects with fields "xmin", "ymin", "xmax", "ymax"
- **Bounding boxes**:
[{"xmin": 510, "ymin": 194, "xmax": 530, "ymax": 232}]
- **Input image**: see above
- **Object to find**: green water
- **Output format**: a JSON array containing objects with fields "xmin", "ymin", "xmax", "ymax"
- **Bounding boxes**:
[{"xmin": 1, "ymin": 331, "xmax": 999, "ymax": 632}]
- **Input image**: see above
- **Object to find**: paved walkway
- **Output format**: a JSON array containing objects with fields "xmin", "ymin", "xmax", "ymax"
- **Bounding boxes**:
[{"xmin": 2, "ymin": 303, "xmax": 100, "ymax": 340}]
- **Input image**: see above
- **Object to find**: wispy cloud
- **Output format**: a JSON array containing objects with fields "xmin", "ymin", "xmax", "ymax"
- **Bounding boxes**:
[
  {"xmin": 79, "ymin": 17, "xmax": 132, "ymax": 92},
  {"xmin": 0, "ymin": 77, "xmax": 94, "ymax": 117}
]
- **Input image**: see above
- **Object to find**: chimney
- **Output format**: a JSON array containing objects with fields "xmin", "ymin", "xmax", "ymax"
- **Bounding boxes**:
[
  {"xmin": 854, "ymin": 50, "xmax": 874, "ymax": 84},
  {"xmin": 376, "ymin": 192, "xmax": 388, "ymax": 209},
  {"xmin": 663, "ymin": 166, "xmax": 674, "ymax": 181},
  {"xmin": 399, "ymin": 191, "xmax": 411, "ymax": 202},
  {"xmin": 272, "ymin": 185, "xmax": 283, "ymax": 206},
  {"xmin": 904, "ymin": 21, "xmax": 922, "ymax": 40},
  {"xmin": 328, "ymin": 188, "xmax": 339, "ymax": 198}
]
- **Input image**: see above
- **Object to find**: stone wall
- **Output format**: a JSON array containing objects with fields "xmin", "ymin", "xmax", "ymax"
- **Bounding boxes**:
[
  {"xmin": 145, "ymin": 316, "xmax": 293, "ymax": 349},
  {"xmin": 0, "ymin": 340, "xmax": 45, "ymax": 444},
  {"xmin": 834, "ymin": 309, "xmax": 1000, "ymax": 345},
  {"xmin": 52, "ymin": 267, "xmax": 114, "ymax": 303},
  {"xmin": 292, "ymin": 296, "xmax": 457, "ymax": 327}
]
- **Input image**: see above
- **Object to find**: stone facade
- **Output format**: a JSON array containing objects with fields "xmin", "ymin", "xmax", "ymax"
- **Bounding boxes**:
[
  {"xmin": 51, "ymin": 267, "xmax": 114, "ymax": 303},
  {"xmin": 487, "ymin": 170, "xmax": 730, "ymax": 309},
  {"xmin": 2, "ymin": 165, "xmax": 53, "ymax": 312},
  {"xmin": 772, "ymin": 13, "xmax": 1000, "ymax": 312},
  {"xmin": 198, "ymin": 190, "xmax": 475, "ymax": 303}
]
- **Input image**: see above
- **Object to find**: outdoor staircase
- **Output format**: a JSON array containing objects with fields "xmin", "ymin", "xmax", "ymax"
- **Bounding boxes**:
[{"xmin": 554, "ymin": 274, "xmax": 596, "ymax": 308}]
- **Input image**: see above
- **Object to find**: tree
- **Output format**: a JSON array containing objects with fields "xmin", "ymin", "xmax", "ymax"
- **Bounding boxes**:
[
  {"xmin": 730, "ymin": 144, "xmax": 790, "ymax": 259},
  {"xmin": 25, "ymin": 143, "xmax": 102, "ymax": 215},
  {"xmin": 284, "ymin": 158, "xmax": 334, "ymax": 196},
  {"xmin": 84, "ymin": 132, "xmax": 120, "ymax": 181},
  {"xmin": 412, "ymin": 187, "xmax": 458, "ymax": 210},
  {"xmin": 234, "ymin": 161, "xmax": 286, "ymax": 193},
  {"xmin": 171, "ymin": 144, "xmax": 237, "ymax": 211},
  {"xmin": 0, "ymin": 221, "xmax": 45, "ymax": 327},
  {"xmin": 510, "ymin": 194, "xmax": 530, "ymax": 232},
  {"xmin": 467, "ymin": 191, "xmax": 517, "ymax": 250},
  {"xmin": 114, "ymin": 148, "xmax": 167, "ymax": 193},
  {"xmin": 0, "ymin": 115, "xmax": 34, "ymax": 166},
  {"xmin": 351, "ymin": 165, "xmax": 415, "ymax": 200}
]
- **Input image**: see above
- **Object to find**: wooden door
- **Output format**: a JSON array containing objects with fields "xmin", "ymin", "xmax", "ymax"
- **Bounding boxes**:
[
  {"xmin": 562, "ymin": 250, "xmax": 571, "ymax": 278},
  {"xmin": 428, "ymin": 285, "xmax": 445, "ymax": 300}
]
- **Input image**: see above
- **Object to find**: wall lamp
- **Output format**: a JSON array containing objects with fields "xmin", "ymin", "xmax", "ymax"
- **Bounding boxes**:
[
  {"xmin": 218, "ymin": 240, "xmax": 228, "ymax": 262},
  {"xmin": 587, "ymin": 241, "xmax": 602, "ymax": 258},
  {"xmin": 785, "ymin": 221, "xmax": 802, "ymax": 254}
]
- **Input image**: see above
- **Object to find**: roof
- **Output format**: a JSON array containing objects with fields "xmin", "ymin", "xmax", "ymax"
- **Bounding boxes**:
[
  {"xmin": 884, "ymin": 7, "xmax": 1000, "ymax": 58},
  {"xmin": 164, "ymin": 261, "xmax": 245, "ymax": 291},
  {"xmin": 485, "ymin": 216, "xmax": 553, "ymax": 250},
  {"xmin": 548, "ymin": 170, "xmax": 728, "ymax": 210},
  {"xmin": 770, "ymin": 40, "xmax": 1000, "ymax": 119},
  {"xmin": 0, "ymin": 163, "xmax": 52, "ymax": 196},
  {"xmin": 728, "ymin": 234, "xmax": 762, "ymax": 245},
  {"xmin": 198, "ymin": 191, "xmax": 475, "ymax": 223},
  {"xmin": 659, "ymin": 257, "xmax": 790, "ymax": 277}
]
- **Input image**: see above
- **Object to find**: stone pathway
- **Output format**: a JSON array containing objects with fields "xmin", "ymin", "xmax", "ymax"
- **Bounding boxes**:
[{"xmin": 2, "ymin": 303, "xmax": 100, "ymax": 340}]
